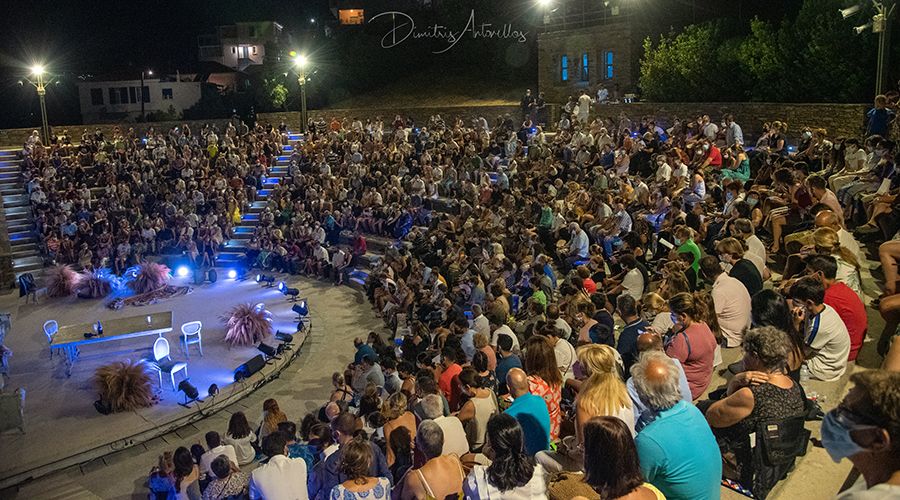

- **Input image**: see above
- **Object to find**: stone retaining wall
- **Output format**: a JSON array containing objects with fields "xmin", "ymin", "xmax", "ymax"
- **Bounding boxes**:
[{"xmin": 0, "ymin": 119, "xmax": 232, "ymax": 149}]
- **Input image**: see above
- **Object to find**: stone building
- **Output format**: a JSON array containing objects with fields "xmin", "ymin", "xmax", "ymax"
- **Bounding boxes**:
[{"xmin": 537, "ymin": 0, "xmax": 690, "ymax": 105}]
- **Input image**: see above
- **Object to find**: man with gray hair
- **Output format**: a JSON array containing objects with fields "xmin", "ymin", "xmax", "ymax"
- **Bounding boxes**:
[
  {"xmin": 398, "ymin": 420, "xmax": 465, "ymax": 500},
  {"xmin": 631, "ymin": 352, "xmax": 721, "ymax": 500},
  {"xmin": 421, "ymin": 394, "xmax": 468, "ymax": 457}
]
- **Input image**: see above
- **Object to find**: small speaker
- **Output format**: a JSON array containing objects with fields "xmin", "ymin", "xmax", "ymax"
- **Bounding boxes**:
[{"xmin": 208, "ymin": 268, "xmax": 218, "ymax": 283}]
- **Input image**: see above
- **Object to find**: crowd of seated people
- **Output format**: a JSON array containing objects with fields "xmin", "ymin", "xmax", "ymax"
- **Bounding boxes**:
[{"xmin": 37, "ymin": 96, "xmax": 885, "ymax": 498}]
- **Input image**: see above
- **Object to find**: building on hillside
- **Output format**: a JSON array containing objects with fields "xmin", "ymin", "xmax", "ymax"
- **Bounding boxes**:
[
  {"xmin": 537, "ymin": 0, "xmax": 690, "ymax": 105},
  {"xmin": 198, "ymin": 21, "xmax": 285, "ymax": 71},
  {"xmin": 76, "ymin": 73, "xmax": 201, "ymax": 124},
  {"xmin": 177, "ymin": 61, "xmax": 250, "ymax": 94}
]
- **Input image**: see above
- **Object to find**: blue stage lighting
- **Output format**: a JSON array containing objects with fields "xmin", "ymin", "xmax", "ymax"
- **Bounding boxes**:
[
  {"xmin": 177, "ymin": 266, "xmax": 190, "ymax": 277},
  {"xmin": 228, "ymin": 270, "xmax": 238, "ymax": 279}
]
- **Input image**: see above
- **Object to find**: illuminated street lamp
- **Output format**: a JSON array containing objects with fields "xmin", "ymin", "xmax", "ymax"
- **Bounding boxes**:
[
  {"xmin": 140, "ymin": 70, "xmax": 153, "ymax": 120},
  {"xmin": 27, "ymin": 66, "xmax": 51, "ymax": 145},
  {"xmin": 842, "ymin": 0, "xmax": 896, "ymax": 95},
  {"xmin": 294, "ymin": 55, "xmax": 309, "ymax": 135}
]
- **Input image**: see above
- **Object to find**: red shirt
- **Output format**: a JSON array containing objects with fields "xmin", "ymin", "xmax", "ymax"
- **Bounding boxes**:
[
  {"xmin": 439, "ymin": 363, "xmax": 462, "ymax": 400},
  {"xmin": 583, "ymin": 278, "xmax": 597, "ymax": 294},
  {"xmin": 824, "ymin": 282, "xmax": 867, "ymax": 361},
  {"xmin": 665, "ymin": 322, "xmax": 717, "ymax": 399},
  {"xmin": 705, "ymin": 146, "xmax": 722, "ymax": 166}
]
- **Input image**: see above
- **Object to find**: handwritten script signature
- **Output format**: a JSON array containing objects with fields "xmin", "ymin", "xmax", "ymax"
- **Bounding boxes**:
[{"xmin": 369, "ymin": 10, "xmax": 529, "ymax": 54}]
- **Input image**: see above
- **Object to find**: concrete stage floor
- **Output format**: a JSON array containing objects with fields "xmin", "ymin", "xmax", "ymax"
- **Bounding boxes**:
[
  {"xmin": 0, "ymin": 257, "xmax": 888, "ymax": 499},
  {"xmin": 0, "ymin": 271, "xmax": 380, "ymax": 488}
]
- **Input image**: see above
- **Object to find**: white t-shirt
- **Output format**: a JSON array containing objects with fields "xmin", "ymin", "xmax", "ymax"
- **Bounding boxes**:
[
  {"xmin": 554, "ymin": 337, "xmax": 577, "ymax": 381},
  {"xmin": 569, "ymin": 230, "xmax": 590, "ymax": 258},
  {"xmin": 656, "ymin": 163, "xmax": 672, "ymax": 183},
  {"xmin": 805, "ymin": 304, "xmax": 851, "ymax": 382},
  {"xmin": 712, "ymin": 273, "xmax": 752, "ymax": 348},
  {"xmin": 745, "ymin": 235, "xmax": 766, "ymax": 276},
  {"xmin": 554, "ymin": 318, "xmax": 572, "ymax": 340},
  {"xmin": 836, "ymin": 476, "xmax": 900, "ymax": 499},
  {"xmin": 492, "ymin": 324, "xmax": 520, "ymax": 352},
  {"xmin": 249, "ymin": 455, "xmax": 309, "ymax": 500},
  {"xmin": 844, "ymin": 148, "xmax": 867, "ymax": 172},
  {"xmin": 199, "ymin": 444, "xmax": 238, "ymax": 479},
  {"xmin": 433, "ymin": 415, "xmax": 470, "ymax": 458},
  {"xmin": 622, "ymin": 268, "xmax": 644, "ymax": 301}
]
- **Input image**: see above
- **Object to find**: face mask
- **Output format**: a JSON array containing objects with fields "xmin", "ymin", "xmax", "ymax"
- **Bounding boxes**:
[
  {"xmin": 848, "ymin": 146, "xmax": 857, "ymax": 154},
  {"xmin": 875, "ymin": 149, "xmax": 884, "ymax": 157},
  {"xmin": 721, "ymin": 122, "xmax": 726, "ymax": 128},
  {"xmin": 670, "ymin": 313, "xmax": 679, "ymax": 325},
  {"xmin": 726, "ymin": 193, "xmax": 733, "ymax": 199},
  {"xmin": 766, "ymin": 159, "xmax": 772, "ymax": 165},
  {"xmin": 747, "ymin": 198, "xmax": 758, "ymax": 206},
  {"xmin": 616, "ymin": 211, "xmax": 624, "ymax": 217},
  {"xmin": 867, "ymin": 146, "xmax": 874, "ymax": 153},
  {"xmin": 719, "ymin": 255, "xmax": 729, "ymax": 263},
  {"xmin": 702, "ymin": 144, "xmax": 709, "ymax": 151},
  {"xmin": 834, "ymin": 143, "xmax": 841, "ymax": 150},
  {"xmin": 804, "ymin": 131, "xmax": 812, "ymax": 138},
  {"xmin": 821, "ymin": 409, "xmax": 876, "ymax": 463},
  {"xmin": 674, "ymin": 237, "xmax": 682, "ymax": 245}
]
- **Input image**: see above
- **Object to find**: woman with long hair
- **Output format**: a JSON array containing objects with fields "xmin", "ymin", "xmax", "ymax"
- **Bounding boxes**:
[
  {"xmin": 573, "ymin": 417, "xmax": 666, "ymax": 500},
  {"xmin": 464, "ymin": 414, "xmax": 548, "ymax": 500},
  {"xmin": 172, "ymin": 446, "xmax": 200, "ymax": 500},
  {"xmin": 572, "ymin": 344, "xmax": 634, "ymax": 462},
  {"xmin": 523, "ymin": 336, "xmax": 563, "ymax": 440},
  {"xmin": 751, "ymin": 290, "xmax": 805, "ymax": 380},
  {"xmin": 224, "ymin": 411, "xmax": 257, "ymax": 465},
  {"xmin": 332, "ymin": 438, "xmax": 391, "ymax": 500},
  {"xmin": 259, "ymin": 398, "xmax": 287, "ymax": 441},
  {"xmin": 382, "ymin": 392, "xmax": 417, "ymax": 467},
  {"xmin": 664, "ymin": 292, "xmax": 718, "ymax": 400},
  {"xmin": 331, "ymin": 372, "xmax": 354, "ymax": 403},
  {"xmin": 812, "ymin": 227, "xmax": 863, "ymax": 299},
  {"xmin": 148, "ymin": 451, "xmax": 176, "ymax": 500}
]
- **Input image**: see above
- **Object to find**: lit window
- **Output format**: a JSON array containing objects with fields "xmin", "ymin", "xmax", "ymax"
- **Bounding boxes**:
[
  {"xmin": 339, "ymin": 9, "xmax": 364, "ymax": 24},
  {"xmin": 581, "ymin": 54, "xmax": 589, "ymax": 82},
  {"xmin": 561, "ymin": 56, "xmax": 568, "ymax": 82},
  {"xmin": 605, "ymin": 51, "xmax": 613, "ymax": 79},
  {"xmin": 162, "ymin": 88, "xmax": 173, "ymax": 100}
]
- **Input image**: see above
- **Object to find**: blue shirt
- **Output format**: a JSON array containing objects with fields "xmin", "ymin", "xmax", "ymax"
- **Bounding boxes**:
[
  {"xmin": 504, "ymin": 393, "xmax": 551, "ymax": 456},
  {"xmin": 495, "ymin": 353, "xmax": 522, "ymax": 395},
  {"xmin": 626, "ymin": 358, "xmax": 693, "ymax": 432},
  {"xmin": 287, "ymin": 442, "xmax": 316, "ymax": 470},
  {"xmin": 617, "ymin": 319, "xmax": 650, "ymax": 374},
  {"xmin": 315, "ymin": 441, "xmax": 392, "ymax": 499},
  {"xmin": 636, "ymin": 401, "xmax": 722, "ymax": 500},
  {"xmin": 354, "ymin": 344, "xmax": 376, "ymax": 365},
  {"xmin": 867, "ymin": 107, "xmax": 893, "ymax": 137}
]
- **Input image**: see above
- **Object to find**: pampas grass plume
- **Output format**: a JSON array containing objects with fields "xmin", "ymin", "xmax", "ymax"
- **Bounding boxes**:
[
  {"xmin": 45, "ymin": 264, "xmax": 79, "ymax": 297},
  {"xmin": 221, "ymin": 302, "xmax": 274, "ymax": 347},
  {"xmin": 91, "ymin": 359, "xmax": 155, "ymax": 412}
]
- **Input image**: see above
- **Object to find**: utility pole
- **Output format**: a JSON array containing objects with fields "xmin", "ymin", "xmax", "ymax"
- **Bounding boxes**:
[{"xmin": 875, "ymin": 0, "xmax": 895, "ymax": 95}]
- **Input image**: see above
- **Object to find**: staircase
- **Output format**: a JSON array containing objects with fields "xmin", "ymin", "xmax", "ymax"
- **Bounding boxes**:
[{"xmin": 0, "ymin": 149, "xmax": 43, "ymax": 285}]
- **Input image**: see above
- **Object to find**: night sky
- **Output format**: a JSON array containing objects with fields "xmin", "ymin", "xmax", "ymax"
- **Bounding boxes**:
[{"xmin": 0, "ymin": 0, "xmax": 802, "ymax": 129}]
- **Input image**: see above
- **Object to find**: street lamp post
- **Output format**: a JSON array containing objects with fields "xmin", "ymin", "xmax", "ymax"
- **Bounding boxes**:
[
  {"xmin": 140, "ymin": 70, "xmax": 153, "ymax": 120},
  {"xmin": 296, "ymin": 56, "xmax": 308, "ymax": 135},
  {"xmin": 31, "ymin": 66, "xmax": 50, "ymax": 145},
  {"xmin": 874, "ymin": 0, "xmax": 895, "ymax": 95}
]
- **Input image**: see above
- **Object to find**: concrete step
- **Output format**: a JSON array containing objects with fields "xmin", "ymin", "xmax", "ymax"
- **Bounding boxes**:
[
  {"xmin": 283, "ymin": 145, "xmax": 293, "ymax": 151},
  {"xmin": 271, "ymin": 166, "xmax": 289, "ymax": 174},
  {"xmin": 347, "ymin": 268, "xmax": 369, "ymax": 291},
  {"xmin": 4, "ymin": 194, "xmax": 29, "ymax": 207},
  {"xmin": 0, "ymin": 160, "xmax": 19, "ymax": 168},
  {"xmin": 276, "ymin": 156, "xmax": 290, "ymax": 162},
  {"xmin": 224, "ymin": 240, "xmax": 247, "ymax": 250},
  {"xmin": 258, "ymin": 190, "xmax": 271, "ymax": 198},
  {"xmin": 0, "ymin": 172, "xmax": 20, "ymax": 181},
  {"xmin": 12, "ymin": 255, "xmax": 43, "ymax": 268},
  {"xmin": 243, "ymin": 213, "xmax": 260, "ymax": 222},
  {"xmin": 7, "ymin": 219, "xmax": 32, "ymax": 230},
  {"xmin": 287, "ymin": 133, "xmax": 304, "ymax": 141},
  {"xmin": 233, "ymin": 226, "xmax": 254, "ymax": 234},
  {"xmin": 9, "ymin": 230, "xmax": 36, "ymax": 241},
  {"xmin": 11, "ymin": 247, "xmax": 40, "ymax": 259},
  {"xmin": 5, "ymin": 211, "xmax": 31, "ymax": 222},
  {"xmin": 5, "ymin": 205, "xmax": 30, "ymax": 216},
  {"xmin": 1, "ymin": 185, "xmax": 25, "ymax": 195},
  {"xmin": 250, "ymin": 201, "xmax": 267, "ymax": 210},
  {"xmin": 0, "ymin": 165, "xmax": 20, "ymax": 173},
  {"xmin": 217, "ymin": 252, "xmax": 244, "ymax": 264},
  {"xmin": 262, "ymin": 178, "xmax": 280, "ymax": 186}
]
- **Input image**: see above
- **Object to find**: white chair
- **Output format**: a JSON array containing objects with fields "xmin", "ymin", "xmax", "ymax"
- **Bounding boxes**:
[
  {"xmin": 43, "ymin": 320, "xmax": 62, "ymax": 359},
  {"xmin": 180, "ymin": 321, "xmax": 203, "ymax": 358},
  {"xmin": 150, "ymin": 337, "xmax": 188, "ymax": 391}
]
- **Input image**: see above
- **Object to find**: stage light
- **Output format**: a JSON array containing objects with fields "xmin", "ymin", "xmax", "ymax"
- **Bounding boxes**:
[
  {"xmin": 278, "ymin": 282, "xmax": 286, "ymax": 292},
  {"xmin": 178, "ymin": 380, "xmax": 200, "ymax": 407},
  {"xmin": 281, "ymin": 285, "xmax": 300, "ymax": 302},
  {"xmin": 275, "ymin": 331, "xmax": 294, "ymax": 343},
  {"xmin": 292, "ymin": 301, "xmax": 308, "ymax": 318},
  {"xmin": 208, "ymin": 268, "xmax": 218, "ymax": 283},
  {"xmin": 258, "ymin": 342, "xmax": 280, "ymax": 360},
  {"xmin": 177, "ymin": 266, "xmax": 190, "ymax": 277},
  {"xmin": 228, "ymin": 270, "xmax": 237, "ymax": 279},
  {"xmin": 840, "ymin": 4, "xmax": 861, "ymax": 18},
  {"xmin": 208, "ymin": 384, "xmax": 219, "ymax": 397},
  {"xmin": 256, "ymin": 274, "xmax": 275, "ymax": 287}
]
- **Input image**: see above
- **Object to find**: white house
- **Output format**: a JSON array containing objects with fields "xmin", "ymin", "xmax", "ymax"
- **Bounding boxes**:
[
  {"xmin": 77, "ymin": 75, "xmax": 201, "ymax": 124},
  {"xmin": 198, "ymin": 21, "xmax": 284, "ymax": 71}
]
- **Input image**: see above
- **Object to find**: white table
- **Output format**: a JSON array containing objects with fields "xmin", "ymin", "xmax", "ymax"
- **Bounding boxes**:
[{"xmin": 51, "ymin": 312, "xmax": 173, "ymax": 376}]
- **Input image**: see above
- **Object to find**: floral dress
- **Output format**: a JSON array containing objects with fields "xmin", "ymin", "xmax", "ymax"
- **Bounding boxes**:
[
  {"xmin": 330, "ymin": 477, "xmax": 391, "ymax": 500},
  {"xmin": 528, "ymin": 375, "xmax": 562, "ymax": 440}
]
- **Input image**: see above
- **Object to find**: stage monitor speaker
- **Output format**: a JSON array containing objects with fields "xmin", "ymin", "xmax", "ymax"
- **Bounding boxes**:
[
  {"xmin": 236, "ymin": 354, "xmax": 266, "ymax": 381},
  {"xmin": 194, "ymin": 268, "xmax": 206, "ymax": 285}
]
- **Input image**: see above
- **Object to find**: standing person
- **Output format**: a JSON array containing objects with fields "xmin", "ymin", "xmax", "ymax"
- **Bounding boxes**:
[
  {"xmin": 577, "ymin": 90, "xmax": 593, "ymax": 126},
  {"xmin": 330, "ymin": 439, "xmax": 391, "ymax": 500},
  {"xmin": 867, "ymin": 94, "xmax": 894, "ymax": 138},
  {"xmin": 826, "ymin": 370, "xmax": 900, "ymax": 499},
  {"xmin": 724, "ymin": 114, "xmax": 744, "ymax": 147},
  {"xmin": 630, "ymin": 353, "xmax": 721, "ymax": 500},
  {"xmin": 463, "ymin": 414, "xmax": 549, "ymax": 500}
]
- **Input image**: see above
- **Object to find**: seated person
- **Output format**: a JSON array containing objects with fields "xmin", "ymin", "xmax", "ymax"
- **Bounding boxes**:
[
  {"xmin": 699, "ymin": 326, "xmax": 805, "ymax": 490},
  {"xmin": 789, "ymin": 277, "xmax": 851, "ymax": 382}
]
